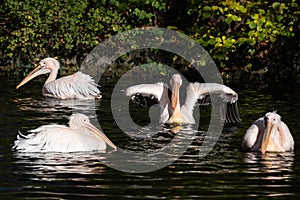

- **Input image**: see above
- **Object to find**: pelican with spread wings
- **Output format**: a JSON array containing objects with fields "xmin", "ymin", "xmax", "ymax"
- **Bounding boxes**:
[
  {"xmin": 126, "ymin": 74, "xmax": 241, "ymax": 124},
  {"xmin": 16, "ymin": 57, "xmax": 101, "ymax": 99}
]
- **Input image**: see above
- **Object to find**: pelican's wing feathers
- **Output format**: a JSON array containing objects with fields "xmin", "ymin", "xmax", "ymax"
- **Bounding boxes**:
[
  {"xmin": 13, "ymin": 124, "xmax": 96, "ymax": 152},
  {"xmin": 126, "ymin": 82, "xmax": 167, "ymax": 107},
  {"xmin": 241, "ymin": 118, "xmax": 264, "ymax": 151},
  {"xmin": 279, "ymin": 121, "xmax": 294, "ymax": 151},
  {"xmin": 43, "ymin": 72, "xmax": 101, "ymax": 99},
  {"xmin": 192, "ymin": 83, "xmax": 241, "ymax": 123}
]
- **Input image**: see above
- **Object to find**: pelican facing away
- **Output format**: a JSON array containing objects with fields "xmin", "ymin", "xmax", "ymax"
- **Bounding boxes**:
[
  {"xmin": 126, "ymin": 74, "xmax": 241, "ymax": 124},
  {"xmin": 242, "ymin": 112, "xmax": 294, "ymax": 154},
  {"xmin": 13, "ymin": 113, "xmax": 117, "ymax": 153},
  {"xmin": 16, "ymin": 57, "xmax": 101, "ymax": 99}
]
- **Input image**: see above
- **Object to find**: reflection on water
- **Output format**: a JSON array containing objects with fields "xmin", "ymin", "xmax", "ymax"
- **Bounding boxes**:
[
  {"xmin": 13, "ymin": 97, "xmax": 99, "ymax": 114},
  {"xmin": 0, "ymin": 77, "xmax": 299, "ymax": 199},
  {"xmin": 243, "ymin": 152, "xmax": 295, "ymax": 197},
  {"xmin": 244, "ymin": 152, "xmax": 294, "ymax": 175},
  {"xmin": 14, "ymin": 152, "xmax": 107, "ymax": 177}
]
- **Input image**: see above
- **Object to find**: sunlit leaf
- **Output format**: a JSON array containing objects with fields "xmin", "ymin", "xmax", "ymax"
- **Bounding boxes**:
[
  {"xmin": 272, "ymin": 2, "xmax": 281, "ymax": 9},
  {"xmin": 249, "ymin": 21, "xmax": 256, "ymax": 29}
]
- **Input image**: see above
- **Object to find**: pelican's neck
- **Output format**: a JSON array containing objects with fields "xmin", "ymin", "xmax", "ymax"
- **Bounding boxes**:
[
  {"xmin": 159, "ymin": 86, "xmax": 171, "ymax": 123},
  {"xmin": 45, "ymin": 68, "xmax": 59, "ymax": 85},
  {"xmin": 168, "ymin": 86, "xmax": 182, "ymax": 124}
]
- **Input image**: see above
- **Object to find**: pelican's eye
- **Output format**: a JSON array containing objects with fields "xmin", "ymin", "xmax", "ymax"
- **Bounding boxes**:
[{"xmin": 40, "ymin": 62, "xmax": 46, "ymax": 67}]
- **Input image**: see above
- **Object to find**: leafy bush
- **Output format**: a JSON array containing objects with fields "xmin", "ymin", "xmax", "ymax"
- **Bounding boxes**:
[
  {"xmin": 186, "ymin": 0, "xmax": 298, "ymax": 71},
  {"xmin": 0, "ymin": 0, "xmax": 298, "ymax": 83},
  {"xmin": 0, "ymin": 0, "xmax": 166, "ymax": 74}
]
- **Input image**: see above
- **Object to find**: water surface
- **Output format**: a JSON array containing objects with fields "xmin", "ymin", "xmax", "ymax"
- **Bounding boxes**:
[{"xmin": 0, "ymin": 76, "xmax": 299, "ymax": 199}]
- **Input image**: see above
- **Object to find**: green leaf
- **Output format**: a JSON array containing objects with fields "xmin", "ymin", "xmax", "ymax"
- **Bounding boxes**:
[
  {"xmin": 225, "ymin": 16, "xmax": 232, "ymax": 24},
  {"xmin": 208, "ymin": 38, "xmax": 216, "ymax": 45},
  {"xmin": 239, "ymin": 5, "xmax": 247, "ymax": 13},
  {"xmin": 220, "ymin": 62, "xmax": 226, "ymax": 68},
  {"xmin": 232, "ymin": 15, "xmax": 241, "ymax": 21},
  {"xmin": 272, "ymin": 2, "xmax": 280, "ymax": 9},
  {"xmin": 212, "ymin": 6, "xmax": 219, "ymax": 11},
  {"xmin": 257, "ymin": 19, "xmax": 264, "ymax": 28},
  {"xmin": 265, "ymin": 21, "xmax": 273, "ymax": 28},
  {"xmin": 214, "ymin": 54, "xmax": 225, "ymax": 60},
  {"xmin": 203, "ymin": 6, "xmax": 211, "ymax": 11},
  {"xmin": 249, "ymin": 21, "xmax": 256, "ymax": 29},
  {"xmin": 203, "ymin": 12, "xmax": 211, "ymax": 18},
  {"xmin": 251, "ymin": 13, "xmax": 259, "ymax": 19},
  {"xmin": 215, "ymin": 37, "xmax": 222, "ymax": 43},
  {"xmin": 248, "ymin": 49, "xmax": 255, "ymax": 55},
  {"xmin": 247, "ymin": 38, "xmax": 256, "ymax": 46},
  {"xmin": 237, "ymin": 37, "xmax": 247, "ymax": 45},
  {"xmin": 276, "ymin": 15, "xmax": 283, "ymax": 21},
  {"xmin": 258, "ymin": 33, "xmax": 265, "ymax": 40}
]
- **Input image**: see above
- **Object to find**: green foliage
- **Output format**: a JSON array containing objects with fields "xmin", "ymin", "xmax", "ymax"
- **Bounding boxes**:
[
  {"xmin": 186, "ymin": 0, "xmax": 298, "ymax": 70},
  {"xmin": 0, "ymin": 0, "xmax": 298, "ymax": 84},
  {"xmin": 0, "ymin": 0, "xmax": 166, "ymax": 73}
]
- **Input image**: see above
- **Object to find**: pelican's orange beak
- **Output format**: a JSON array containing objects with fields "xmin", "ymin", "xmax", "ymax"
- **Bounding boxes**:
[
  {"xmin": 261, "ymin": 120, "xmax": 275, "ymax": 154},
  {"xmin": 85, "ymin": 123, "xmax": 117, "ymax": 150},
  {"xmin": 171, "ymin": 81, "xmax": 180, "ymax": 111},
  {"xmin": 16, "ymin": 65, "xmax": 51, "ymax": 89}
]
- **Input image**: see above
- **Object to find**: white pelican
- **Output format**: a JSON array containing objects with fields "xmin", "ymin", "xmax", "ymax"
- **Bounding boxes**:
[
  {"xmin": 242, "ymin": 112, "xmax": 294, "ymax": 154},
  {"xmin": 16, "ymin": 57, "xmax": 101, "ymax": 99},
  {"xmin": 13, "ymin": 113, "xmax": 117, "ymax": 152},
  {"xmin": 126, "ymin": 74, "xmax": 241, "ymax": 124}
]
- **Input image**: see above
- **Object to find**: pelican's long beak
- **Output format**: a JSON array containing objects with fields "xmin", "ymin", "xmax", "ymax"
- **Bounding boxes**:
[
  {"xmin": 85, "ymin": 123, "xmax": 117, "ymax": 150},
  {"xmin": 171, "ymin": 81, "xmax": 180, "ymax": 111},
  {"xmin": 261, "ymin": 120, "xmax": 275, "ymax": 154},
  {"xmin": 16, "ymin": 65, "xmax": 51, "ymax": 89}
]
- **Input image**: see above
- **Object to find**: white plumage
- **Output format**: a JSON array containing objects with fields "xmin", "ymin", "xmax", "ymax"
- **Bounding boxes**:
[
  {"xmin": 126, "ymin": 74, "xmax": 241, "ymax": 124},
  {"xmin": 13, "ymin": 113, "xmax": 117, "ymax": 153},
  {"xmin": 16, "ymin": 57, "xmax": 101, "ymax": 99},
  {"xmin": 242, "ymin": 112, "xmax": 294, "ymax": 154},
  {"xmin": 126, "ymin": 82, "xmax": 165, "ymax": 101}
]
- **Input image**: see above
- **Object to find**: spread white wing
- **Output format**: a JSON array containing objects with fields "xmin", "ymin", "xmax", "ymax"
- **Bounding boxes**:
[
  {"xmin": 185, "ymin": 83, "xmax": 241, "ymax": 123},
  {"xmin": 126, "ymin": 82, "xmax": 241, "ymax": 124}
]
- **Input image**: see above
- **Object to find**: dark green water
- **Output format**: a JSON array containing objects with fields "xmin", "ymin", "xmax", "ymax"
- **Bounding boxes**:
[{"xmin": 0, "ymin": 76, "xmax": 299, "ymax": 199}]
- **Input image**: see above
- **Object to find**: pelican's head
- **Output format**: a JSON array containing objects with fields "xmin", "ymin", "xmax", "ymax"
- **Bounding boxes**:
[
  {"xmin": 69, "ymin": 113, "xmax": 91, "ymax": 127},
  {"xmin": 69, "ymin": 113, "xmax": 117, "ymax": 150},
  {"xmin": 170, "ymin": 74, "xmax": 182, "ymax": 87},
  {"xmin": 16, "ymin": 57, "xmax": 60, "ymax": 89},
  {"xmin": 170, "ymin": 74, "xmax": 182, "ymax": 110},
  {"xmin": 261, "ymin": 112, "xmax": 281, "ymax": 154}
]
